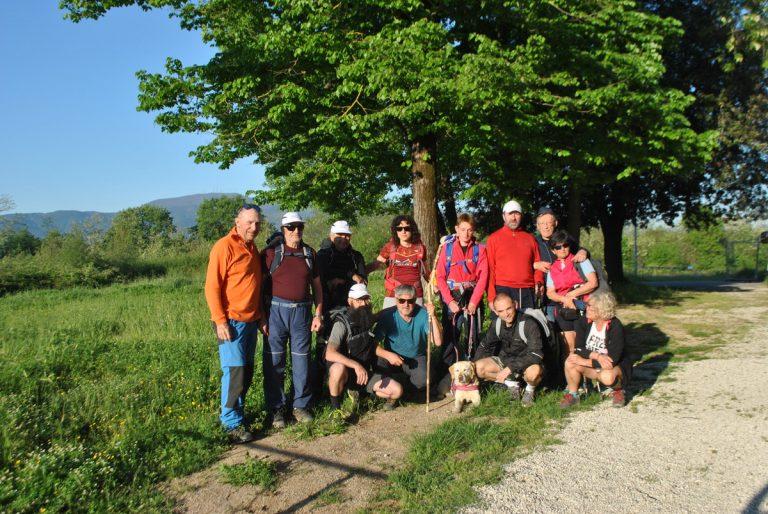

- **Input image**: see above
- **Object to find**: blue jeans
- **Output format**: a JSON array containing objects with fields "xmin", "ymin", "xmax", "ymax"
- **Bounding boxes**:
[
  {"xmin": 217, "ymin": 319, "xmax": 257, "ymax": 430},
  {"xmin": 263, "ymin": 297, "xmax": 313, "ymax": 411}
]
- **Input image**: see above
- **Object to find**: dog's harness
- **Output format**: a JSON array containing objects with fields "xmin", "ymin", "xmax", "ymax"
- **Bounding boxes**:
[{"xmin": 451, "ymin": 383, "xmax": 480, "ymax": 392}]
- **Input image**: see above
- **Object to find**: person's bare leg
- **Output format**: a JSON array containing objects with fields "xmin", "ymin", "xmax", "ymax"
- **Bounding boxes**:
[
  {"xmin": 373, "ymin": 377, "xmax": 403, "ymax": 400},
  {"xmin": 328, "ymin": 363, "xmax": 348, "ymax": 397},
  {"xmin": 523, "ymin": 364, "xmax": 543, "ymax": 387},
  {"xmin": 475, "ymin": 357, "xmax": 502, "ymax": 381},
  {"xmin": 563, "ymin": 331, "xmax": 576, "ymax": 354},
  {"xmin": 564, "ymin": 360, "xmax": 584, "ymax": 391}
]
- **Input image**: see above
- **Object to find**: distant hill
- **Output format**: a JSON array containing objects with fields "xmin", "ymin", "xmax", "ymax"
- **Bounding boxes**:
[{"xmin": 0, "ymin": 194, "xmax": 297, "ymax": 238}]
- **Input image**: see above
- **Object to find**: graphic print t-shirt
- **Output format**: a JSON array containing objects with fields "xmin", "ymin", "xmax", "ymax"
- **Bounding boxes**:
[
  {"xmin": 379, "ymin": 241, "xmax": 426, "ymax": 297},
  {"xmin": 585, "ymin": 322, "xmax": 608, "ymax": 354}
]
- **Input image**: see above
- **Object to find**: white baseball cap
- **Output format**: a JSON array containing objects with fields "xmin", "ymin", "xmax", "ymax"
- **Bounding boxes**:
[
  {"xmin": 502, "ymin": 200, "xmax": 523, "ymax": 214},
  {"xmin": 330, "ymin": 220, "xmax": 352, "ymax": 235},
  {"xmin": 348, "ymin": 283, "xmax": 370, "ymax": 299},
  {"xmin": 281, "ymin": 212, "xmax": 304, "ymax": 226}
]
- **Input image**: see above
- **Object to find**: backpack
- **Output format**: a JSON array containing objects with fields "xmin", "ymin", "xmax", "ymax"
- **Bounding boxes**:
[
  {"xmin": 494, "ymin": 309, "xmax": 564, "ymax": 389},
  {"xmin": 575, "ymin": 258, "xmax": 610, "ymax": 294},
  {"xmin": 265, "ymin": 231, "xmax": 313, "ymax": 275},
  {"xmin": 443, "ymin": 235, "xmax": 480, "ymax": 277},
  {"xmin": 329, "ymin": 308, "xmax": 377, "ymax": 366}
]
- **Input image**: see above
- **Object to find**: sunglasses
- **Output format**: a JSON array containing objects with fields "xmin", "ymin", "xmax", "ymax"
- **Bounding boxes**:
[
  {"xmin": 285, "ymin": 224, "xmax": 304, "ymax": 232},
  {"xmin": 397, "ymin": 298, "xmax": 416, "ymax": 305},
  {"xmin": 395, "ymin": 226, "xmax": 412, "ymax": 232},
  {"xmin": 551, "ymin": 243, "xmax": 570, "ymax": 250}
]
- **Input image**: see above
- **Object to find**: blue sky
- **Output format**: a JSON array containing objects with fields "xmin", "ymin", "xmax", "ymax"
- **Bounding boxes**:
[{"xmin": 0, "ymin": 1, "xmax": 266, "ymax": 214}]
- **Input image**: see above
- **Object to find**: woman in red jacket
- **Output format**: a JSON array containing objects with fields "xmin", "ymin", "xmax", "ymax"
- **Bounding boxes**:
[
  {"xmin": 545, "ymin": 230, "xmax": 598, "ymax": 354},
  {"xmin": 367, "ymin": 215, "xmax": 429, "ymax": 309}
]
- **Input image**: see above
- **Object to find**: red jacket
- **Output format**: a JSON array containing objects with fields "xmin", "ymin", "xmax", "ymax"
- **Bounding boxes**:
[
  {"xmin": 486, "ymin": 226, "xmax": 543, "ymax": 303},
  {"xmin": 435, "ymin": 238, "xmax": 488, "ymax": 307}
]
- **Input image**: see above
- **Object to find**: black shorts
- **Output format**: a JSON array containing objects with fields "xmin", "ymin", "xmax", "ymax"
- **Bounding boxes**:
[
  {"xmin": 554, "ymin": 310, "xmax": 577, "ymax": 332},
  {"xmin": 326, "ymin": 360, "xmax": 382, "ymax": 394}
]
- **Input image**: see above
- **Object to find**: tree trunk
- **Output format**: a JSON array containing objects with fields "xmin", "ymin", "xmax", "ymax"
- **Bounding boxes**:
[
  {"xmin": 440, "ymin": 172, "xmax": 458, "ymax": 230},
  {"xmin": 600, "ymin": 214, "xmax": 625, "ymax": 284},
  {"xmin": 566, "ymin": 180, "xmax": 582, "ymax": 244},
  {"xmin": 596, "ymin": 182, "xmax": 627, "ymax": 283},
  {"xmin": 411, "ymin": 135, "xmax": 439, "ymax": 268}
]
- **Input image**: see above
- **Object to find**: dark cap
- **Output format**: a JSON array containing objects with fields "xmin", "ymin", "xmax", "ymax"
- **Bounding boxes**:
[{"xmin": 536, "ymin": 206, "xmax": 557, "ymax": 218}]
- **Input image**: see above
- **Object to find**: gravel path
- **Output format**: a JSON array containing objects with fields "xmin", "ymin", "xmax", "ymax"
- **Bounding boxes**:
[{"xmin": 464, "ymin": 284, "xmax": 768, "ymax": 514}]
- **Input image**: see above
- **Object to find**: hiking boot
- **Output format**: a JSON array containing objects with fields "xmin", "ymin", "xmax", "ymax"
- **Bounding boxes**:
[
  {"xmin": 521, "ymin": 388, "xmax": 535, "ymax": 408},
  {"xmin": 382, "ymin": 399, "xmax": 397, "ymax": 412},
  {"xmin": 612, "ymin": 389, "xmax": 625, "ymax": 408},
  {"xmin": 600, "ymin": 386, "xmax": 614, "ymax": 399},
  {"xmin": 347, "ymin": 389, "xmax": 360, "ymax": 409},
  {"xmin": 293, "ymin": 408, "xmax": 314, "ymax": 423},
  {"xmin": 271, "ymin": 409, "xmax": 286, "ymax": 429},
  {"xmin": 227, "ymin": 426, "xmax": 254, "ymax": 444},
  {"xmin": 559, "ymin": 393, "xmax": 580, "ymax": 409}
]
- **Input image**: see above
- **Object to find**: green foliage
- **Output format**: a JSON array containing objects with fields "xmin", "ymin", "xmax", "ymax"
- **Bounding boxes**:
[
  {"xmin": 220, "ymin": 457, "xmax": 277, "ymax": 489},
  {"xmin": 0, "ymin": 228, "xmax": 40, "ymax": 258},
  {"xmin": 61, "ymin": 0, "xmax": 712, "ymax": 229},
  {"xmin": 195, "ymin": 195, "xmax": 245, "ymax": 241},
  {"xmin": 103, "ymin": 205, "xmax": 176, "ymax": 258}
]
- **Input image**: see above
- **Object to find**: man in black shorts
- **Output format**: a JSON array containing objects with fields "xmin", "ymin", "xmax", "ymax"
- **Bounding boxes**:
[{"xmin": 325, "ymin": 284, "xmax": 403, "ymax": 411}]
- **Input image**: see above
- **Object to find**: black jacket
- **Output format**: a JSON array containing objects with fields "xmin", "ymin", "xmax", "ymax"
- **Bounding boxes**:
[
  {"xmin": 317, "ymin": 239, "xmax": 367, "ymax": 310},
  {"xmin": 475, "ymin": 314, "xmax": 544, "ymax": 373},
  {"xmin": 574, "ymin": 316, "xmax": 626, "ymax": 366}
]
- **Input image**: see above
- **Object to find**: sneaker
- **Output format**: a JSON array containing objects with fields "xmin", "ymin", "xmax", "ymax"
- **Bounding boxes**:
[
  {"xmin": 559, "ymin": 393, "xmax": 580, "ymax": 409},
  {"xmin": 293, "ymin": 408, "xmax": 314, "ymax": 423},
  {"xmin": 521, "ymin": 388, "xmax": 535, "ymax": 407},
  {"xmin": 601, "ymin": 386, "xmax": 614, "ymax": 399},
  {"xmin": 507, "ymin": 384, "xmax": 522, "ymax": 401},
  {"xmin": 612, "ymin": 389, "xmax": 625, "ymax": 408},
  {"xmin": 347, "ymin": 389, "xmax": 360, "ymax": 409},
  {"xmin": 382, "ymin": 399, "xmax": 397, "ymax": 412},
  {"xmin": 271, "ymin": 409, "xmax": 286, "ymax": 429},
  {"xmin": 227, "ymin": 426, "xmax": 254, "ymax": 444}
]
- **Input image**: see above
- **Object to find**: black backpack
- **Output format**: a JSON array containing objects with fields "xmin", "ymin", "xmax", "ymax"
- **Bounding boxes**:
[
  {"xmin": 494, "ymin": 309, "xmax": 564, "ymax": 390},
  {"xmin": 264, "ymin": 231, "xmax": 314, "ymax": 275},
  {"xmin": 329, "ymin": 308, "xmax": 377, "ymax": 366}
]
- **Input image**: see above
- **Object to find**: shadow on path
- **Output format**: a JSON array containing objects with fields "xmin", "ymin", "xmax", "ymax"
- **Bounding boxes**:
[
  {"xmin": 743, "ymin": 481, "xmax": 768, "ymax": 513},
  {"xmin": 624, "ymin": 322, "xmax": 673, "ymax": 400}
]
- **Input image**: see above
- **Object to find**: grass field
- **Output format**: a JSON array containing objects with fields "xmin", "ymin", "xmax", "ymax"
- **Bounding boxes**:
[{"xmin": 1, "ymin": 217, "xmax": 761, "ymax": 512}]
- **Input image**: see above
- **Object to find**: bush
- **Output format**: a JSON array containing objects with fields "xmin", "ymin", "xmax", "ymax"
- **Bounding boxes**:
[{"xmin": 0, "ymin": 229, "xmax": 40, "ymax": 258}]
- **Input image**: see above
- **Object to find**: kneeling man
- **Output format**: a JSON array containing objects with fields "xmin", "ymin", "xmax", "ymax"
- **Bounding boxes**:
[
  {"xmin": 474, "ymin": 294, "xmax": 544, "ymax": 407},
  {"xmin": 374, "ymin": 284, "xmax": 442, "ymax": 395},
  {"xmin": 325, "ymin": 284, "xmax": 403, "ymax": 411}
]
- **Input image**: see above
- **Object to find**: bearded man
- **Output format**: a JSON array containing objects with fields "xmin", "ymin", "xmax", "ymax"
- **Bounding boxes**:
[{"xmin": 325, "ymin": 284, "xmax": 403, "ymax": 411}]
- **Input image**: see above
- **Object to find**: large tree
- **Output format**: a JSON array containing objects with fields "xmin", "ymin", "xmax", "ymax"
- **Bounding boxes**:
[{"xmin": 62, "ymin": 0, "xmax": 713, "ymax": 264}]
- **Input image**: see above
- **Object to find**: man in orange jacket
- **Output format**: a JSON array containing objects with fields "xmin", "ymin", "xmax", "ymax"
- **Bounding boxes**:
[{"xmin": 204, "ymin": 204, "xmax": 268, "ymax": 444}]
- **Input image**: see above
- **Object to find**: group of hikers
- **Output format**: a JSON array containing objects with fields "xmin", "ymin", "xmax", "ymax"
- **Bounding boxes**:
[{"xmin": 204, "ymin": 201, "xmax": 631, "ymax": 443}]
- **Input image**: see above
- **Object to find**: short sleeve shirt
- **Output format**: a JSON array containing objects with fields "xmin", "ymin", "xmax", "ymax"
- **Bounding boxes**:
[
  {"xmin": 585, "ymin": 322, "xmax": 608, "ymax": 354},
  {"xmin": 264, "ymin": 244, "xmax": 319, "ymax": 301},
  {"xmin": 373, "ymin": 306, "xmax": 430, "ymax": 358},
  {"xmin": 379, "ymin": 241, "xmax": 426, "ymax": 296}
]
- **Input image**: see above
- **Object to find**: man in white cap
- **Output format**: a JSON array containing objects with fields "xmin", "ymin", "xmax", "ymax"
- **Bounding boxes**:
[
  {"xmin": 262, "ymin": 212, "xmax": 323, "ymax": 427},
  {"xmin": 325, "ymin": 283, "xmax": 403, "ymax": 411},
  {"xmin": 486, "ymin": 200, "xmax": 544, "ymax": 311},
  {"xmin": 317, "ymin": 220, "xmax": 367, "ymax": 311}
]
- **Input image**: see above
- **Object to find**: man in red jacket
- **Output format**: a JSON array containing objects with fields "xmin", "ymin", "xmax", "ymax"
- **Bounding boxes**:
[{"xmin": 486, "ymin": 200, "xmax": 544, "ymax": 312}]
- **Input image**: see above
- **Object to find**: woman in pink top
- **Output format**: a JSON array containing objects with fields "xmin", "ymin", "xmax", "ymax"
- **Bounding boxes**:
[
  {"xmin": 435, "ymin": 213, "xmax": 489, "ymax": 369},
  {"xmin": 546, "ymin": 230, "xmax": 598, "ymax": 354}
]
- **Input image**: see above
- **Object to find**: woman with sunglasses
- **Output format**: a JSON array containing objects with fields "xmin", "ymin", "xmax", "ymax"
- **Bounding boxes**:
[
  {"xmin": 367, "ymin": 215, "xmax": 428, "ymax": 309},
  {"xmin": 545, "ymin": 230, "xmax": 598, "ymax": 354}
]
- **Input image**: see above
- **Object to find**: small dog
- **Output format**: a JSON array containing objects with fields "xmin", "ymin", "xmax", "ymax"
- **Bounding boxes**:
[{"xmin": 449, "ymin": 361, "xmax": 481, "ymax": 413}]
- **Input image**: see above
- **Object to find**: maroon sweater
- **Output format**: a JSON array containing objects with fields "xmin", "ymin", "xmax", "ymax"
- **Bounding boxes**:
[{"xmin": 486, "ymin": 227, "xmax": 543, "ymax": 303}]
